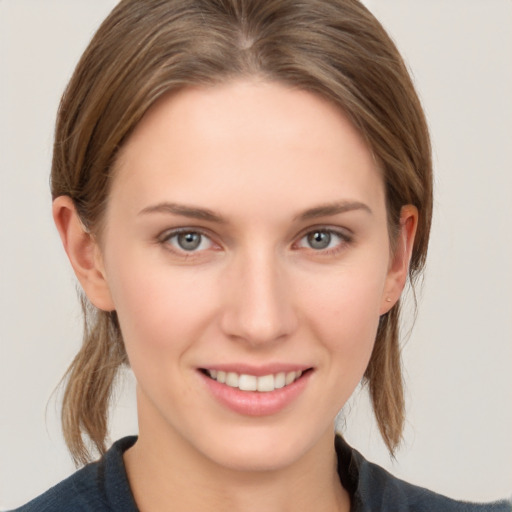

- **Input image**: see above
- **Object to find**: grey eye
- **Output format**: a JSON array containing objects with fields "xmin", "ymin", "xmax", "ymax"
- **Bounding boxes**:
[
  {"xmin": 176, "ymin": 232, "xmax": 203, "ymax": 251},
  {"xmin": 162, "ymin": 229, "xmax": 215, "ymax": 254},
  {"xmin": 297, "ymin": 229, "xmax": 348, "ymax": 253},
  {"xmin": 307, "ymin": 231, "xmax": 332, "ymax": 250}
]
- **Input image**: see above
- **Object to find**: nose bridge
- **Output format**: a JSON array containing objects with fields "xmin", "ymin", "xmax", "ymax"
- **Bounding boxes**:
[{"xmin": 220, "ymin": 244, "xmax": 297, "ymax": 345}]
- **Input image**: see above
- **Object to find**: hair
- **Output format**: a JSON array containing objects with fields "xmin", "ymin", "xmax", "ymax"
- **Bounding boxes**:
[{"xmin": 52, "ymin": 0, "xmax": 432, "ymax": 465}]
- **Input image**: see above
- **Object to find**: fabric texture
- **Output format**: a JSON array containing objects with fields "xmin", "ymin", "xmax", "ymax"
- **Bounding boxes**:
[{"xmin": 10, "ymin": 436, "xmax": 511, "ymax": 512}]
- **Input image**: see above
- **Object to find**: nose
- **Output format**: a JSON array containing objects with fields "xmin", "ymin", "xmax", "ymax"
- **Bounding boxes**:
[{"xmin": 219, "ymin": 249, "xmax": 298, "ymax": 347}]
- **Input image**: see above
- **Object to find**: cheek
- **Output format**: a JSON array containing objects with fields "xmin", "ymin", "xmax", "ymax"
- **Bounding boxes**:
[
  {"xmin": 106, "ymin": 260, "xmax": 223, "ymax": 412},
  {"xmin": 104, "ymin": 249, "xmax": 219, "ymax": 358},
  {"xmin": 305, "ymin": 261, "xmax": 386, "ymax": 330},
  {"xmin": 299, "ymin": 261, "xmax": 386, "ymax": 371},
  {"xmin": 309, "ymin": 275, "xmax": 383, "ymax": 410}
]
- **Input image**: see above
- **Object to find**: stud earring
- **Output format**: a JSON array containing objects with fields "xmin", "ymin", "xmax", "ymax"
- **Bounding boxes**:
[{"xmin": 386, "ymin": 297, "xmax": 392, "ymax": 302}]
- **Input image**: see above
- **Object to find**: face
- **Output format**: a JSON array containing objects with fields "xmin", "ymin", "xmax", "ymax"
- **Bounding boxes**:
[{"xmin": 83, "ymin": 80, "xmax": 413, "ymax": 472}]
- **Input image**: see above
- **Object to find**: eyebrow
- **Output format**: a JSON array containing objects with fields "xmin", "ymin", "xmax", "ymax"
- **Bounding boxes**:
[
  {"xmin": 138, "ymin": 202, "xmax": 227, "ymax": 223},
  {"xmin": 295, "ymin": 200, "xmax": 372, "ymax": 221},
  {"xmin": 138, "ymin": 199, "xmax": 372, "ymax": 224}
]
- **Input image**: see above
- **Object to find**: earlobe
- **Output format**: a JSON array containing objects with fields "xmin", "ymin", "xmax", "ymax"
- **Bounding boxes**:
[
  {"xmin": 52, "ymin": 196, "xmax": 115, "ymax": 311},
  {"xmin": 380, "ymin": 205, "xmax": 418, "ymax": 315}
]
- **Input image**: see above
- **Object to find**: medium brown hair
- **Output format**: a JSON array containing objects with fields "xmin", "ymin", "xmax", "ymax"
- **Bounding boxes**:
[{"xmin": 52, "ymin": 0, "xmax": 432, "ymax": 465}]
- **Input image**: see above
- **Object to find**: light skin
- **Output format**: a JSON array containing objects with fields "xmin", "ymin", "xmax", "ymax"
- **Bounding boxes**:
[{"xmin": 54, "ymin": 80, "xmax": 417, "ymax": 512}]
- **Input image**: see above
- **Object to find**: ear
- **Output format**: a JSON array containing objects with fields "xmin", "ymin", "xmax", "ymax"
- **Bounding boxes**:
[
  {"xmin": 52, "ymin": 196, "xmax": 115, "ymax": 311},
  {"xmin": 380, "ymin": 205, "xmax": 418, "ymax": 315}
]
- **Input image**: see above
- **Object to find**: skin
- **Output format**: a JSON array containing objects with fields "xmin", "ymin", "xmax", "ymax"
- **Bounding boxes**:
[{"xmin": 54, "ymin": 79, "xmax": 417, "ymax": 512}]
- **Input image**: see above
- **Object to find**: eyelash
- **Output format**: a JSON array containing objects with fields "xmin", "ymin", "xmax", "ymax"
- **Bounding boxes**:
[
  {"xmin": 158, "ymin": 226, "xmax": 352, "ymax": 257},
  {"xmin": 159, "ymin": 228, "xmax": 217, "ymax": 256},
  {"xmin": 294, "ymin": 228, "xmax": 352, "ymax": 256}
]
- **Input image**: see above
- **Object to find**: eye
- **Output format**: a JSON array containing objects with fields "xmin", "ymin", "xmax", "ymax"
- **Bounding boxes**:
[
  {"xmin": 162, "ymin": 230, "xmax": 214, "ymax": 253},
  {"xmin": 296, "ymin": 229, "xmax": 348, "ymax": 252}
]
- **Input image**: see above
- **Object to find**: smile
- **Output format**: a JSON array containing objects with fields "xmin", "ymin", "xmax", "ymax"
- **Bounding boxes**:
[{"xmin": 204, "ymin": 369, "xmax": 304, "ymax": 392}]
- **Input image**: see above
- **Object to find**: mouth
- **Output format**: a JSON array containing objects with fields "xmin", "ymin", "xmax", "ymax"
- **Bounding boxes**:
[
  {"xmin": 200, "ymin": 368, "xmax": 311, "ymax": 392},
  {"xmin": 199, "ymin": 366, "xmax": 313, "ymax": 416}
]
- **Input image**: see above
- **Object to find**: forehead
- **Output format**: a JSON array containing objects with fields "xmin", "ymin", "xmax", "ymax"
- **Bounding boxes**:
[{"xmin": 111, "ymin": 80, "xmax": 385, "ymax": 220}]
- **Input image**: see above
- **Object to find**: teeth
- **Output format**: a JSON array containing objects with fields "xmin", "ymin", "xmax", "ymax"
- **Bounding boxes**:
[
  {"xmin": 285, "ymin": 371, "xmax": 296, "ymax": 385},
  {"xmin": 225, "ymin": 372, "xmax": 239, "ymax": 387},
  {"xmin": 257, "ymin": 374, "xmax": 274, "ymax": 392},
  {"xmin": 207, "ymin": 369, "xmax": 304, "ymax": 392},
  {"xmin": 239, "ymin": 374, "xmax": 257, "ymax": 391},
  {"xmin": 274, "ymin": 372, "xmax": 286, "ymax": 389}
]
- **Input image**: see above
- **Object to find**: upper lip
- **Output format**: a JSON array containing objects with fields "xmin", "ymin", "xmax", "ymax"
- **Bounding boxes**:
[{"xmin": 199, "ymin": 364, "xmax": 313, "ymax": 376}]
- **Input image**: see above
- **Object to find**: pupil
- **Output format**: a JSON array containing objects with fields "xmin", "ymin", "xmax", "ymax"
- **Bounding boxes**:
[
  {"xmin": 178, "ymin": 232, "xmax": 201, "ymax": 250},
  {"xmin": 308, "ymin": 231, "xmax": 331, "ymax": 249}
]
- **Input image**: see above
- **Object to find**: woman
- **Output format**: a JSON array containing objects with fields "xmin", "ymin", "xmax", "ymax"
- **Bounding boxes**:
[{"xmin": 8, "ymin": 0, "xmax": 511, "ymax": 510}]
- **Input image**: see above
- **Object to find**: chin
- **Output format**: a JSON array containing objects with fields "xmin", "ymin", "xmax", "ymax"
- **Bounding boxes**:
[
  {"xmin": 207, "ymin": 446, "xmax": 303, "ymax": 474},
  {"xmin": 192, "ymin": 423, "xmax": 330, "ymax": 474}
]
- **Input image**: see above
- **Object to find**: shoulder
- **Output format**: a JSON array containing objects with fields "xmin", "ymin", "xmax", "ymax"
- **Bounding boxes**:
[
  {"xmin": 9, "ymin": 437, "xmax": 138, "ymax": 512},
  {"xmin": 9, "ymin": 462, "xmax": 106, "ymax": 512},
  {"xmin": 335, "ymin": 436, "xmax": 512, "ymax": 512}
]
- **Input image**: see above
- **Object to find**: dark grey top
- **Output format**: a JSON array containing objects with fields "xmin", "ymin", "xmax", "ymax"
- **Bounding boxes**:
[{"xmin": 10, "ymin": 436, "xmax": 511, "ymax": 511}]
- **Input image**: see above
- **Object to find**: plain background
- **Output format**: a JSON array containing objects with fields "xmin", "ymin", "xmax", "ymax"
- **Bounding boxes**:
[{"xmin": 0, "ymin": 0, "xmax": 511, "ymax": 508}]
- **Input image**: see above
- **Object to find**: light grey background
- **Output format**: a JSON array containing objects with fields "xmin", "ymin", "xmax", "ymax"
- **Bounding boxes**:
[{"xmin": 1, "ymin": 0, "xmax": 511, "ymax": 508}]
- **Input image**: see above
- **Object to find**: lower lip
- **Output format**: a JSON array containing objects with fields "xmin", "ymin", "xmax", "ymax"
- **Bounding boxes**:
[{"xmin": 200, "ymin": 371, "xmax": 312, "ymax": 416}]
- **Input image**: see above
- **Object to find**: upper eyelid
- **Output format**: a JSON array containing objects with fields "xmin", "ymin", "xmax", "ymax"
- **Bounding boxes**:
[
  {"xmin": 158, "ymin": 226, "xmax": 214, "ymax": 241},
  {"xmin": 295, "ymin": 225, "xmax": 353, "ymax": 241},
  {"xmin": 158, "ymin": 227, "xmax": 218, "ymax": 252},
  {"xmin": 293, "ymin": 226, "xmax": 354, "ymax": 251}
]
